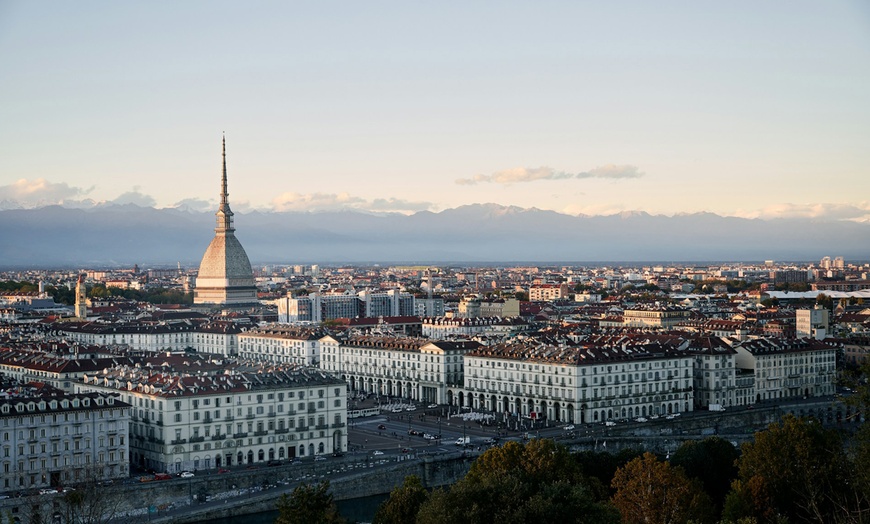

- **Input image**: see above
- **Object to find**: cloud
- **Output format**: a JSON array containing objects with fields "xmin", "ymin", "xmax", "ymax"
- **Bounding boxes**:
[
  {"xmin": 0, "ymin": 178, "xmax": 93, "ymax": 208},
  {"xmin": 734, "ymin": 202, "xmax": 870, "ymax": 222},
  {"xmin": 172, "ymin": 198, "xmax": 214, "ymax": 213},
  {"xmin": 456, "ymin": 164, "xmax": 644, "ymax": 185},
  {"xmin": 109, "ymin": 187, "xmax": 156, "ymax": 207},
  {"xmin": 368, "ymin": 197, "xmax": 434, "ymax": 213},
  {"xmin": 271, "ymin": 192, "xmax": 434, "ymax": 214}
]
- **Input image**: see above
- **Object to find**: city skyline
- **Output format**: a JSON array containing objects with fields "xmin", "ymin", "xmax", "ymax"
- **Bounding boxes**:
[{"xmin": 1, "ymin": 2, "xmax": 869, "ymax": 221}]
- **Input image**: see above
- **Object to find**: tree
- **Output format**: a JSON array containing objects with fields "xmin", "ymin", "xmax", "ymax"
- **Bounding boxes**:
[
  {"xmin": 724, "ymin": 415, "xmax": 847, "ymax": 523},
  {"xmin": 816, "ymin": 293, "xmax": 834, "ymax": 310},
  {"xmin": 57, "ymin": 465, "xmax": 127, "ymax": 524},
  {"xmin": 275, "ymin": 481, "xmax": 345, "ymax": 524},
  {"xmin": 373, "ymin": 475, "xmax": 429, "ymax": 524},
  {"xmin": 669, "ymin": 437, "xmax": 739, "ymax": 511},
  {"xmin": 414, "ymin": 440, "xmax": 618, "ymax": 524},
  {"xmin": 611, "ymin": 452, "xmax": 715, "ymax": 524}
]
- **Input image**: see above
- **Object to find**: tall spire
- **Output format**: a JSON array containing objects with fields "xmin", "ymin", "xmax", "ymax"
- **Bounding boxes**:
[
  {"xmin": 215, "ymin": 133, "xmax": 234, "ymax": 233},
  {"xmin": 221, "ymin": 133, "xmax": 229, "ymax": 207}
]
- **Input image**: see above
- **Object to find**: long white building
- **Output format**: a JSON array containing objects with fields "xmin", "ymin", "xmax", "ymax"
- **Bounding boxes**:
[
  {"xmin": 733, "ymin": 338, "xmax": 837, "ymax": 402},
  {"xmin": 77, "ymin": 364, "xmax": 346, "ymax": 474},
  {"xmin": 319, "ymin": 335, "xmax": 480, "ymax": 405},
  {"xmin": 463, "ymin": 340, "xmax": 695, "ymax": 424},
  {"xmin": 238, "ymin": 326, "xmax": 325, "ymax": 366},
  {"xmin": 56, "ymin": 321, "xmax": 244, "ymax": 357}
]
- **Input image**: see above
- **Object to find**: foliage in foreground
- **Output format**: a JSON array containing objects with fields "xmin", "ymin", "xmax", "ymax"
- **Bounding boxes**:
[{"xmin": 275, "ymin": 481, "xmax": 345, "ymax": 524}]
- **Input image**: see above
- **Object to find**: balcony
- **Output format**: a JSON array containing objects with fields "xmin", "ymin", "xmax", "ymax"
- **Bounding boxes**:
[
  {"xmin": 170, "ymin": 439, "xmax": 187, "ymax": 445},
  {"xmin": 189, "ymin": 436, "xmax": 205, "ymax": 443},
  {"xmin": 307, "ymin": 407, "xmax": 316, "ymax": 414},
  {"xmin": 254, "ymin": 430, "xmax": 268, "ymax": 437},
  {"xmin": 267, "ymin": 412, "xmax": 276, "ymax": 418},
  {"xmin": 297, "ymin": 426, "xmax": 309, "ymax": 432},
  {"xmin": 330, "ymin": 422, "xmax": 346, "ymax": 429},
  {"xmin": 203, "ymin": 417, "xmax": 213, "ymax": 424},
  {"xmin": 211, "ymin": 434, "xmax": 225, "ymax": 441},
  {"xmin": 315, "ymin": 424, "xmax": 328, "ymax": 430},
  {"xmin": 245, "ymin": 414, "xmax": 255, "ymax": 420},
  {"xmin": 275, "ymin": 428, "xmax": 289, "ymax": 434},
  {"xmin": 232, "ymin": 432, "xmax": 248, "ymax": 439}
]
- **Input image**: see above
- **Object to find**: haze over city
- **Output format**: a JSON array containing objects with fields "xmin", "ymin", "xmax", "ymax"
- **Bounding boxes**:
[{"xmin": 1, "ymin": 1, "xmax": 869, "ymax": 222}]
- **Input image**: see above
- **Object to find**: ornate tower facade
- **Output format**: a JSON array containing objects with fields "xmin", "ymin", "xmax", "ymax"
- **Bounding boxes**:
[
  {"xmin": 193, "ymin": 136, "xmax": 258, "ymax": 308},
  {"xmin": 74, "ymin": 274, "xmax": 87, "ymax": 319}
]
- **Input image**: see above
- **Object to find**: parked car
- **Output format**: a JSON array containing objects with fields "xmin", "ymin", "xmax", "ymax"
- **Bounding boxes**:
[
  {"xmin": 564, "ymin": 424, "xmax": 575, "ymax": 431},
  {"xmin": 217, "ymin": 468, "xmax": 230, "ymax": 474},
  {"xmin": 372, "ymin": 450, "xmax": 384, "ymax": 456},
  {"xmin": 180, "ymin": 471, "xmax": 195, "ymax": 478},
  {"xmin": 377, "ymin": 424, "xmax": 386, "ymax": 430},
  {"xmin": 314, "ymin": 456, "xmax": 327, "ymax": 462},
  {"xmin": 267, "ymin": 460, "xmax": 283, "ymax": 467},
  {"xmin": 427, "ymin": 404, "xmax": 438, "ymax": 408}
]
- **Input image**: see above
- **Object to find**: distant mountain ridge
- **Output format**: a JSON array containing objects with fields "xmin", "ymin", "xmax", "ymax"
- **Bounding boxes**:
[{"xmin": 0, "ymin": 204, "xmax": 867, "ymax": 267}]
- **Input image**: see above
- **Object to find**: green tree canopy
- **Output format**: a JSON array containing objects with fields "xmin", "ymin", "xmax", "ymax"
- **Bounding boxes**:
[
  {"xmin": 373, "ymin": 475, "xmax": 429, "ymax": 524},
  {"xmin": 724, "ymin": 415, "xmax": 848, "ymax": 523},
  {"xmin": 275, "ymin": 481, "xmax": 345, "ymax": 524},
  {"xmin": 611, "ymin": 452, "xmax": 715, "ymax": 524},
  {"xmin": 414, "ymin": 440, "xmax": 618, "ymax": 524},
  {"xmin": 669, "ymin": 437, "xmax": 739, "ymax": 511}
]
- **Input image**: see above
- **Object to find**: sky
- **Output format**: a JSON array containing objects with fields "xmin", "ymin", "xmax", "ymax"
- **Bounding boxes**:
[{"xmin": 1, "ymin": 1, "xmax": 869, "ymax": 220}]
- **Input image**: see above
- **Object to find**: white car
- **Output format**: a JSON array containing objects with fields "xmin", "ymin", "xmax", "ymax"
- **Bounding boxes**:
[
  {"xmin": 372, "ymin": 450, "xmax": 384, "ymax": 456},
  {"xmin": 605, "ymin": 421, "xmax": 616, "ymax": 427},
  {"xmin": 180, "ymin": 471, "xmax": 195, "ymax": 478},
  {"xmin": 635, "ymin": 417, "xmax": 648, "ymax": 423},
  {"xmin": 564, "ymin": 424, "xmax": 575, "ymax": 431},
  {"xmin": 427, "ymin": 404, "xmax": 438, "ymax": 408}
]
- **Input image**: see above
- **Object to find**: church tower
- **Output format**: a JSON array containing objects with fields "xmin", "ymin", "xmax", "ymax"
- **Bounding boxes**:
[
  {"xmin": 74, "ymin": 274, "xmax": 87, "ymax": 319},
  {"xmin": 193, "ymin": 136, "xmax": 258, "ymax": 308}
]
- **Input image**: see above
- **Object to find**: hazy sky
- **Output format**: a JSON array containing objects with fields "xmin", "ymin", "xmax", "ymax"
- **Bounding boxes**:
[{"xmin": 1, "ymin": 1, "xmax": 868, "ymax": 220}]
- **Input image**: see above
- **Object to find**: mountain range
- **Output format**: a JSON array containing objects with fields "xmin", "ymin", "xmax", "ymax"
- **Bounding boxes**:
[{"xmin": 0, "ymin": 204, "xmax": 867, "ymax": 268}]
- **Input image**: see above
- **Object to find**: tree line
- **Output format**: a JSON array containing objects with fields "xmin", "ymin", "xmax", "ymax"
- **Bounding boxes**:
[{"xmin": 0, "ymin": 280, "xmax": 192, "ymax": 305}]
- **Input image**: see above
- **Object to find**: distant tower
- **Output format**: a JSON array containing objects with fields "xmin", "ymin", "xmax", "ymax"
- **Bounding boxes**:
[
  {"xmin": 193, "ymin": 135, "xmax": 258, "ymax": 308},
  {"xmin": 74, "ymin": 274, "xmax": 87, "ymax": 319}
]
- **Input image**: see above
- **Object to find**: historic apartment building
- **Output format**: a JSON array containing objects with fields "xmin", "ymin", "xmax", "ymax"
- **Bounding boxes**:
[
  {"xmin": 77, "ymin": 365, "xmax": 346, "ymax": 474},
  {"xmin": 319, "ymin": 335, "xmax": 480, "ymax": 405},
  {"xmin": 0, "ymin": 378, "xmax": 130, "ymax": 491},
  {"xmin": 238, "ymin": 326, "xmax": 326, "ymax": 366},
  {"xmin": 56, "ymin": 320, "xmax": 244, "ymax": 357},
  {"xmin": 733, "ymin": 338, "xmax": 837, "ymax": 402},
  {"xmin": 462, "ymin": 340, "xmax": 695, "ymax": 425}
]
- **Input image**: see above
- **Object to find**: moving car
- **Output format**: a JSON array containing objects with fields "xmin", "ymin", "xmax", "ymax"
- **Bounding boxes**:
[{"xmin": 180, "ymin": 471, "xmax": 195, "ymax": 478}]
